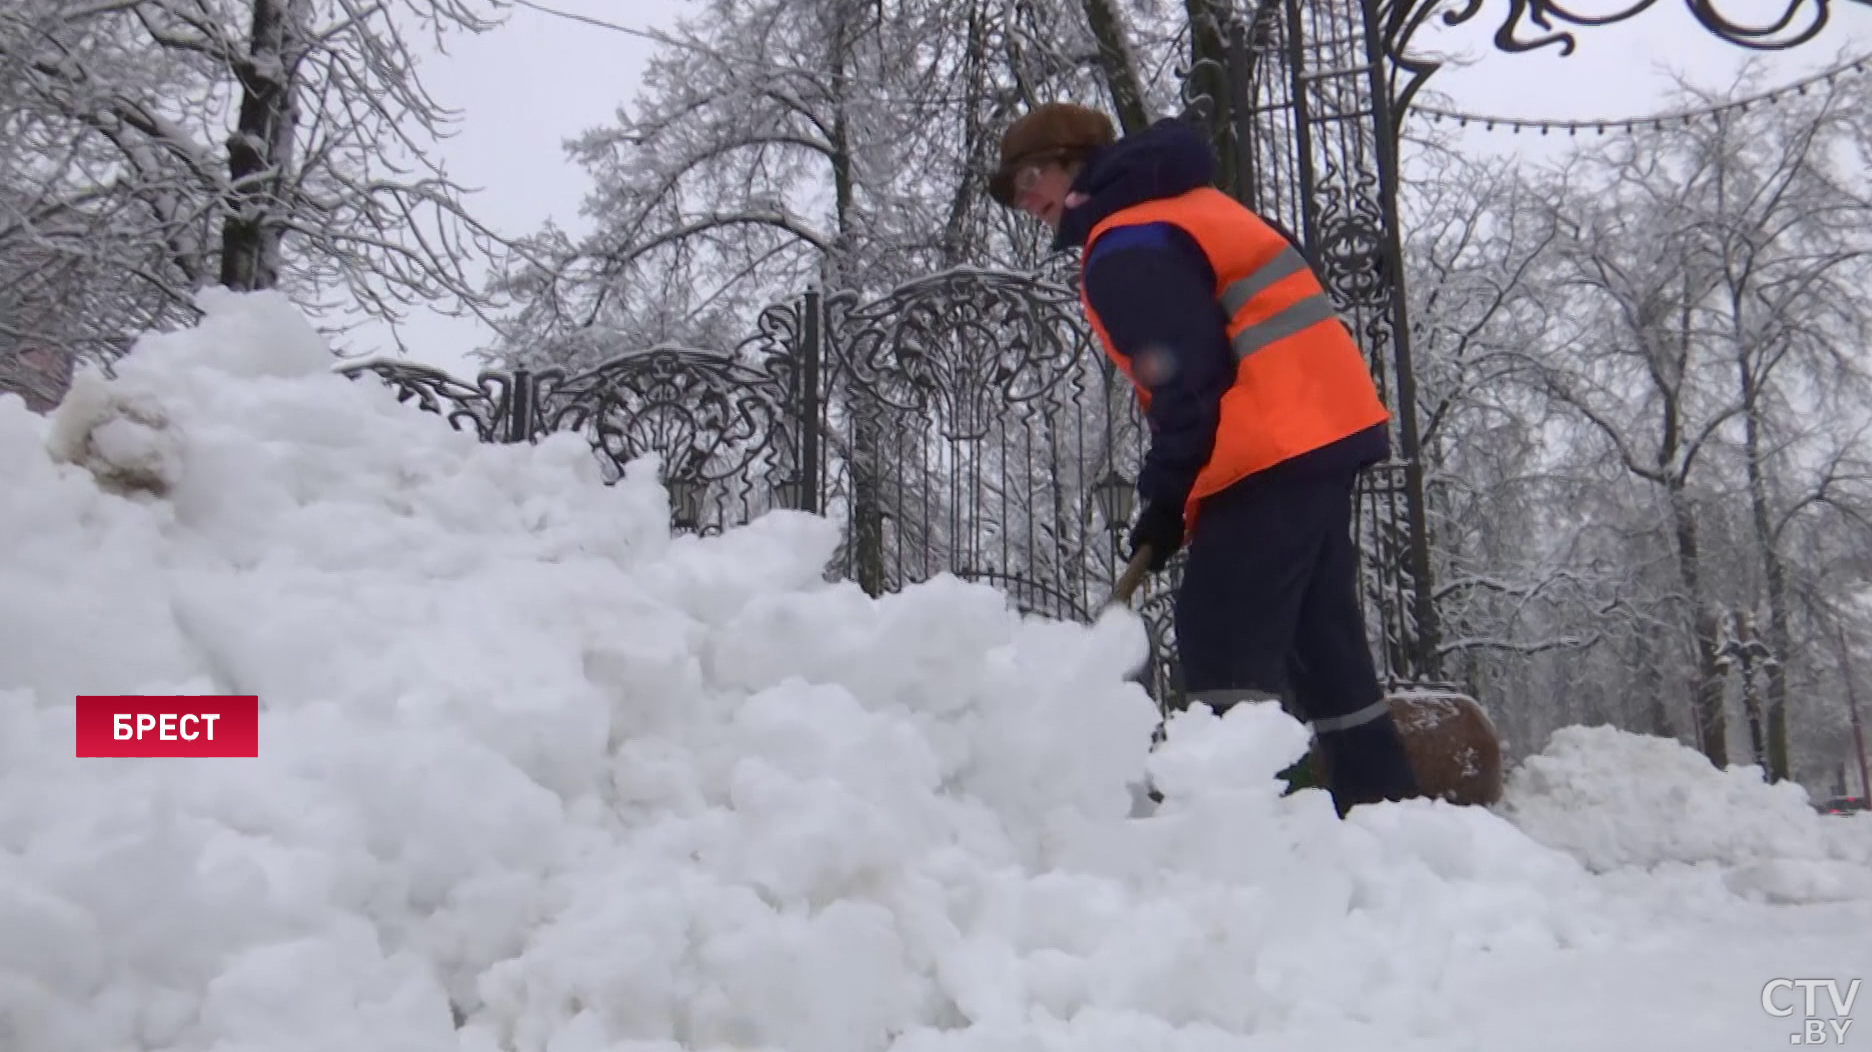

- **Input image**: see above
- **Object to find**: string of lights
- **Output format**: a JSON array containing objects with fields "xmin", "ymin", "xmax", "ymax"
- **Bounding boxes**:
[
  {"xmin": 509, "ymin": 0, "xmax": 1867, "ymax": 139},
  {"xmin": 1405, "ymin": 52, "xmax": 1871, "ymax": 136}
]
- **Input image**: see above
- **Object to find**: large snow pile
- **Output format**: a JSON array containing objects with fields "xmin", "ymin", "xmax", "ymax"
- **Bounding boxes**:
[
  {"xmin": 2, "ymin": 291, "xmax": 1870, "ymax": 1052},
  {"xmin": 1501, "ymin": 725, "xmax": 1872, "ymax": 897}
]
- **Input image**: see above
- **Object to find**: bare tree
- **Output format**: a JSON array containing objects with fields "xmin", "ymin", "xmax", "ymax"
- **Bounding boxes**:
[
  {"xmin": 1486, "ymin": 66, "xmax": 1872, "ymax": 773},
  {"xmin": 0, "ymin": 0, "xmax": 223, "ymax": 362},
  {"xmin": 486, "ymin": 0, "xmax": 889, "ymax": 366},
  {"xmin": 0, "ymin": 0, "xmax": 515, "ymax": 386},
  {"xmin": 1397, "ymin": 142, "xmax": 1604, "ymax": 691},
  {"xmin": 1079, "ymin": 0, "xmax": 1150, "ymax": 133},
  {"xmin": 1674, "ymin": 68, "xmax": 1872, "ymax": 779},
  {"xmin": 1517, "ymin": 138, "xmax": 1747, "ymax": 765}
]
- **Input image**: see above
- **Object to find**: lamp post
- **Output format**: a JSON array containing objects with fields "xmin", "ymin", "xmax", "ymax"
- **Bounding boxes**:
[
  {"xmin": 774, "ymin": 474, "xmax": 803, "ymax": 513},
  {"xmin": 1093, "ymin": 469, "xmax": 1135, "ymax": 527},
  {"xmin": 1093, "ymin": 468, "xmax": 1135, "ymax": 567},
  {"xmin": 664, "ymin": 446, "xmax": 713, "ymax": 532},
  {"xmin": 667, "ymin": 475, "xmax": 705, "ymax": 532}
]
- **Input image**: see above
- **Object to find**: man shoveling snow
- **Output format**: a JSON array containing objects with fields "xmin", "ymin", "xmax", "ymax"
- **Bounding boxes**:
[{"xmin": 989, "ymin": 102, "xmax": 1422, "ymax": 816}]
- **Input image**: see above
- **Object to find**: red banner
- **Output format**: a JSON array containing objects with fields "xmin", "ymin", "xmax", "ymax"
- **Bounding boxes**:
[{"xmin": 75, "ymin": 696, "xmax": 260, "ymax": 757}]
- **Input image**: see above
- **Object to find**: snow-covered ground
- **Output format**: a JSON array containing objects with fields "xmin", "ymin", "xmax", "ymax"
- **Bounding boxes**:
[{"xmin": 2, "ymin": 290, "xmax": 1869, "ymax": 1051}]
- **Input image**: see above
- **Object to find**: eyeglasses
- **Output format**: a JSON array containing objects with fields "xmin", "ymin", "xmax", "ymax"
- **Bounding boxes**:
[{"xmin": 1012, "ymin": 149, "xmax": 1072, "ymax": 194}]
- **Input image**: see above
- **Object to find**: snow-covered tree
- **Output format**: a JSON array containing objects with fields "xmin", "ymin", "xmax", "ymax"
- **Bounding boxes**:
[
  {"xmin": 1438, "ymin": 65, "xmax": 1872, "ymax": 775},
  {"xmin": 0, "ymin": 0, "xmax": 512, "ymax": 389}
]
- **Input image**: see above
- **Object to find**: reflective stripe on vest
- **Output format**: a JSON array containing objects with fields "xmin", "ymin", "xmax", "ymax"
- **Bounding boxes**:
[
  {"xmin": 1080, "ymin": 187, "xmax": 1390, "ymax": 524},
  {"xmin": 1219, "ymin": 245, "xmax": 1340, "ymax": 358}
]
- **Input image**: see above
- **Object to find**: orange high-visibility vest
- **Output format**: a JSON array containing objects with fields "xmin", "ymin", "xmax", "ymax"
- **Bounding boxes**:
[{"xmin": 1080, "ymin": 187, "xmax": 1390, "ymax": 524}]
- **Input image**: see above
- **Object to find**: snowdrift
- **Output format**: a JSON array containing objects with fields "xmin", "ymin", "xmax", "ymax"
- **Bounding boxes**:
[
  {"xmin": 2, "ymin": 290, "xmax": 1869, "ymax": 1052},
  {"xmin": 1501, "ymin": 725, "xmax": 1872, "ymax": 898}
]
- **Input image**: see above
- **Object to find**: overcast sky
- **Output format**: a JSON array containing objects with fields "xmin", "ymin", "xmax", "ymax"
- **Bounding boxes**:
[{"xmin": 368, "ymin": 0, "xmax": 1872, "ymax": 378}]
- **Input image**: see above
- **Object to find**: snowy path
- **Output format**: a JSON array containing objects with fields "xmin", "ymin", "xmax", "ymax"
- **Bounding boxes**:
[
  {"xmin": 2, "ymin": 291, "xmax": 1868, "ymax": 1052},
  {"xmin": 1433, "ymin": 887, "xmax": 1871, "ymax": 1050}
]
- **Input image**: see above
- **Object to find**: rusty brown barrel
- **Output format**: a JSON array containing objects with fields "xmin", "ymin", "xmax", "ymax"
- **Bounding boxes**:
[
  {"xmin": 1103, "ymin": 554, "xmax": 1503, "ymax": 808},
  {"xmin": 1311, "ymin": 691, "xmax": 1505, "ymax": 807}
]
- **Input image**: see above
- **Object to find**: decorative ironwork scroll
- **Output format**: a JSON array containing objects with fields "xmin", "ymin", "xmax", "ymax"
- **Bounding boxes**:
[
  {"xmin": 529, "ymin": 317, "xmax": 804, "ymax": 532},
  {"xmin": 1443, "ymin": 0, "xmax": 1866, "ymax": 57},
  {"xmin": 337, "ymin": 360, "xmax": 525, "ymax": 443},
  {"xmin": 834, "ymin": 268, "xmax": 1094, "ymax": 440},
  {"xmin": 818, "ymin": 267, "xmax": 1144, "ymax": 615}
]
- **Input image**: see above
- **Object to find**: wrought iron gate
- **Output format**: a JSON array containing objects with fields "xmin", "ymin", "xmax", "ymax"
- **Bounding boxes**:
[
  {"xmin": 341, "ymin": 266, "xmax": 1183, "ymax": 697},
  {"xmin": 1177, "ymin": 1, "xmax": 1441, "ymax": 688}
]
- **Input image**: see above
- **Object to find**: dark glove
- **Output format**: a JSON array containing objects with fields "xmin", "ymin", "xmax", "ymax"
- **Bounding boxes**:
[{"xmin": 1127, "ymin": 499, "xmax": 1185, "ymax": 572}]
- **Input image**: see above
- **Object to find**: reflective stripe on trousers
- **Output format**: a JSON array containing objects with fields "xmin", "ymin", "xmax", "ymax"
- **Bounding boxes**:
[
  {"xmin": 1186, "ymin": 687, "xmax": 1282, "ymax": 711},
  {"xmin": 1185, "ymin": 689, "xmax": 1391, "ymax": 735}
]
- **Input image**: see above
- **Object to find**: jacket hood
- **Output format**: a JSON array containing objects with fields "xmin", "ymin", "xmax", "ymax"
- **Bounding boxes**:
[{"xmin": 1054, "ymin": 117, "xmax": 1217, "ymax": 252}]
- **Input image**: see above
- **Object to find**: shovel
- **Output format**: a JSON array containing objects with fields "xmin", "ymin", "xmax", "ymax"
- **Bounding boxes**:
[
  {"xmin": 1101, "ymin": 543, "xmax": 1167, "ymax": 812},
  {"xmin": 1101, "ymin": 543, "xmax": 1155, "ymax": 610}
]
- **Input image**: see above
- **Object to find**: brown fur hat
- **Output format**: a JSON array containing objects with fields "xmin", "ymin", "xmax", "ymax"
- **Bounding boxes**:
[{"xmin": 988, "ymin": 102, "xmax": 1117, "ymax": 206}]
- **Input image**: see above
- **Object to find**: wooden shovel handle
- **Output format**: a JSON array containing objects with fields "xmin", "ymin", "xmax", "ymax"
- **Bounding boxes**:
[{"xmin": 1104, "ymin": 544, "xmax": 1155, "ymax": 609}]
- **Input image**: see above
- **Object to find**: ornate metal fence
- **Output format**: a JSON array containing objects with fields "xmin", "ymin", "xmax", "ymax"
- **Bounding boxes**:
[{"xmin": 340, "ymin": 269, "xmax": 1187, "ymax": 704}]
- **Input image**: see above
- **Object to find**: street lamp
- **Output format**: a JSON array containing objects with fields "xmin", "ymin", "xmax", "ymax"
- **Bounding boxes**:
[
  {"xmin": 774, "ymin": 474, "xmax": 803, "ymax": 512},
  {"xmin": 1094, "ymin": 468, "xmax": 1136, "ymax": 572},
  {"xmin": 667, "ymin": 476, "xmax": 705, "ymax": 531},
  {"xmin": 1093, "ymin": 468, "xmax": 1135, "ymax": 532}
]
